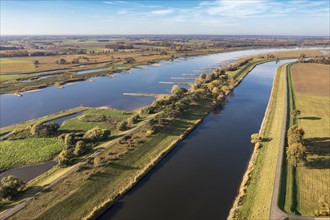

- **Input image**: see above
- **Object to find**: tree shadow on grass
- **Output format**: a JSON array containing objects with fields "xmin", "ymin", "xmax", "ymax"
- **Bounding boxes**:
[
  {"xmin": 305, "ymin": 157, "xmax": 330, "ymax": 169},
  {"xmin": 305, "ymin": 137, "xmax": 330, "ymax": 156},
  {"xmin": 110, "ymin": 162, "xmax": 139, "ymax": 171},
  {"xmin": 304, "ymin": 137, "xmax": 330, "ymax": 169},
  {"xmin": 299, "ymin": 116, "xmax": 321, "ymax": 120}
]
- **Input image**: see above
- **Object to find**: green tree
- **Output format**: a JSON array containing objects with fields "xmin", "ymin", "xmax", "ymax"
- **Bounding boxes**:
[
  {"xmin": 83, "ymin": 127, "xmax": 110, "ymax": 142},
  {"xmin": 116, "ymin": 121, "xmax": 128, "ymax": 131},
  {"xmin": 74, "ymin": 141, "xmax": 91, "ymax": 156},
  {"xmin": 251, "ymin": 133, "xmax": 262, "ymax": 144},
  {"xmin": 56, "ymin": 149, "xmax": 74, "ymax": 166},
  {"xmin": 31, "ymin": 123, "xmax": 60, "ymax": 137},
  {"xmin": 33, "ymin": 60, "xmax": 40, "ymax": 66},
  {"xmin": 171, "ymin": 85, "xmax": 180, "ymax": 94},
  {"xmin": 288, "ymin": 125, "xmax": 305, "ymax": 137},
  {"xmin": 291, "ymin": 109, "xmax": 301, "ymax": 119},
  {"xmin": 0, "ymin": 176, "xmax": 25, "ymax": 200},
  {"xmin": 286, "ymin": 143, "xmax": 307, "ymax": 167}
]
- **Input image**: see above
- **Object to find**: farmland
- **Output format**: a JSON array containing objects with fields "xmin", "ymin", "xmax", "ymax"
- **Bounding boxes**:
[{"xmin": 285, "ymin": 63, "xmax": 329, "ymax": 216}]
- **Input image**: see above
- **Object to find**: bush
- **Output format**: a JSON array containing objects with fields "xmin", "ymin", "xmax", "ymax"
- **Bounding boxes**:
[
  {"xmin": 0, "ymin": 175, "xmax": 25, "ymax": 200},
  {"xmin": 79, "ymin": 114, "xmax": 108, "ymax": 122},
  {"xmin": 6, "ymin": 127, "xmax": 32, "ymax": 140},
  {"xmin": 31, "ymin": 123, "xmax": 60, "ymax": 137},
  {"xmin": 127, "ymin": 114, "xmax": 140, "ymax": 125},
  {"xmin": 116, "ymin": 121, "xmax": 128, "ymax": 131},
  {"xmin": 286, "ymin": 143, "xmax": 307, "ymax": 167},
  {"xmin": 74, "ymin": 141, "xmax": 92, "ymax": 156},
  {"xmin": 251, "ymin": 133, "xmax": 262, "ymax": 144},
  {"xmin": 288, "ymin": 133, "xmax": 303, "ymax": 146},
  {"xmin": 140, "ymin": 106, "xmax": 156, "ymax": 114},
  {"xmin": 56, "ymin": 149, "xmax": 74, "ymax": 166},
  {"xmin": 288, "ymin": 125, "xmax": 305, "ymax": 137},
  {"xmin": 83, "ymin": 127, "xmax": 111, "ymax": 142}
]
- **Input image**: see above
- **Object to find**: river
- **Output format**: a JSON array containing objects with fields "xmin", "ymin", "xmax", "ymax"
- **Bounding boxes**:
[
  {"xmin": 0, "ymin": 48, "xmax": 296, "ymax": 128},
  {"xmin": 98, "ymin": 59, "xmax": 295, "ymax": 220}
]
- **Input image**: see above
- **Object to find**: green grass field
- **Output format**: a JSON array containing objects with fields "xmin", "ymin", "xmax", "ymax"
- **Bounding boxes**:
[
  {"xmin": 59, "ymin": 108, "xmax": 132, "ymax": 134},
  {"xmin": 0, "ymin": 138, "xmax": 63, "ymax": 171},
  {"xmin": 0, "ymin": 107, "xmax": 130, "ymax": 172}
]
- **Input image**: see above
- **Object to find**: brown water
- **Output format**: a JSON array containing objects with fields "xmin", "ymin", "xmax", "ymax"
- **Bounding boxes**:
[{"xmin": 99, "ymin": 59, "xmax": 295, "ymax": 220}]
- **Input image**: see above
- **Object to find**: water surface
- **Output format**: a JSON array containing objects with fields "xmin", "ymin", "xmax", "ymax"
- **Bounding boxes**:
[{"xmin": 0, "ymin": 48, "xmax": 296, "ymax": 128}]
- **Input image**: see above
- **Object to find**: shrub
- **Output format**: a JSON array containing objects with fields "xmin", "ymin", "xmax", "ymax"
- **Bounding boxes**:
[
  {"xmin": 79, "ymin": 114, "xmax": 108, "ymax": 122},
  {"xmin": 93, "ymin": 156, "xmax": 105, "ymax": 167},
  {"xmin": 56, "ymin": 149, "xmax": 74, "ymax": 166},
  {"xmin": 288, "ymin": 125, "xmax": 305, "ymax": 137},
  {"xmin": 31, "ymin": 123, "xmax": 60, "ymax": 137},
  {"xmin": 74, "ymin": 141, "xmax": 92, "ymax": 156},
  {"xmin": 83, "ymin": 127, "xmax": 110, "ymax": 142},
  {"xmin": 140, "ymin": 106, "xmax": 156, "ymax": 114},
  {"xmin": 251, "ymin": 133, "xmax": 262, "ymax": 144},
  {"xmin": 171, "ymin": 85, "xmax": 180, "ymax": 94},
  {"xmin": 127, "ymin": 114, "xmax": 140, "ymax": 125},
  {"xmin": 286, "ymin": 143, "xmax": 307, "ymax": 167},
  {"xmin": 6, "ymin": 127, "xmax": 32, "ymax": 140},
  {"xmin": 0, "ymin": 175, "xmax": 25, "ymax": 200},
  {"xmin": 288, "ymin": 133, "xmax": 303, "ymax": 146},
  {"xmin": 64, "ymin": 133, "xmax": 77, "ymax": 148},
  {"xmin": 116, "ymin": 121, "xmax": 128, "ymax": 131}
]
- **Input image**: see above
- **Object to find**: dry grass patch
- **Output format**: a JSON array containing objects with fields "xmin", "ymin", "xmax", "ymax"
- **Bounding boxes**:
[
  {"xmin": 0, "ymin": 58, "xmax": 35, "ymax": 74},
  {"xmin": 291, "ymin": 63, "xmax": 330, "ymax": 97},
  {"xmin": 290, "ymin": 63, "xmax": 330, "ymax": 216}
]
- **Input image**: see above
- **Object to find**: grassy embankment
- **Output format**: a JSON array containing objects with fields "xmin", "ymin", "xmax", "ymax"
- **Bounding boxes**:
[
  {"xmin": 229, "ymin": 63, "xmax": 289, "ymax": 219},
  {"xmin": 281, "ymin": 63, "xmax": 329, "ymax": 216},
  {"xmin": 0, "ymin": 107, "xmax": 132, "ymax": 172},
  {"xmin": 8, "ymin": 57, "xmax": 267, "ymax": 219},
  {"xmin": 228, "ymin": 49, "xmax": 326, "ymax": 219}
]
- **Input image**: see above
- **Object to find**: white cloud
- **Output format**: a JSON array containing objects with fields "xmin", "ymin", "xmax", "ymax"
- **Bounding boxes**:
[
  {"xmin": 151, "ymin": 9, "xmax": 174, "ymax": 16},
  {"xmin": 206, "ymin": 0, "xmax": 268, "ymax": 17}
]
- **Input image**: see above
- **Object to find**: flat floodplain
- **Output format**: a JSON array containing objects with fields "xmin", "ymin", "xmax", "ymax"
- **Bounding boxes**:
[{"xmin": 291, "ymin": 63, "xmax": 330, "ymax": 215}]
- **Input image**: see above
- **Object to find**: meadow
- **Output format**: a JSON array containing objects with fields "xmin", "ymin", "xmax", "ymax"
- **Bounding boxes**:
[
  {"xmin": 286, "ymin": 63, "xmax": 329, "ymax": 215},
  {"xmin": 0, "ymin": 107, "xmax": 132, "ymax": 172}
]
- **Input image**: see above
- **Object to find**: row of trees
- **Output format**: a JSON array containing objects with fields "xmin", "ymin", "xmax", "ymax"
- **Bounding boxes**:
[{"xmin": 286, "ymin": 124, "xmax": 307, "ymax": 167}]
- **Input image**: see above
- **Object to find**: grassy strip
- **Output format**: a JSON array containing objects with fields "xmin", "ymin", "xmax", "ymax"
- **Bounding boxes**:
[
  {"xmin": 282, "ymin": 63, "xmax": 330, "ymax": 216},
  {"xmin": 0, "ymin": 107, "xmax": 87, "ymax": 135},
  {"xmin": 228, "ymin": 63, "xmax": 289, "ymax": 219},
  {"xmin": 0, "ymin": 138, "xmax": 63, "ymax": 172},
  {"xmin": 9, "ymin": 98, "xmax": 212, "ymax": 219}
]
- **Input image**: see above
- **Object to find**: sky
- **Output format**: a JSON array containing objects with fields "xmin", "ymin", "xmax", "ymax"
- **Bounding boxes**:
[{"xmin": 1, "ymin": 0, "xmax": 329, "ymax": 36}]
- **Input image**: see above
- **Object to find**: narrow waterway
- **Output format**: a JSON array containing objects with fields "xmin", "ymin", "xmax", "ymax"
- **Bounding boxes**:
[
  {"xmin": 0, "ymin": 48, "xmax": 296, "ymax": 128},
  {"xmin": 99, "ymin": 59, "xmax": 295, "ymax": 220}
]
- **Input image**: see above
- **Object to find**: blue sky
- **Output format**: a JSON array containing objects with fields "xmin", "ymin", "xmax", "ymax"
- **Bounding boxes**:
[{"xmin": 1, "ymin": 0, "xmax": 329, "ymax": 36}]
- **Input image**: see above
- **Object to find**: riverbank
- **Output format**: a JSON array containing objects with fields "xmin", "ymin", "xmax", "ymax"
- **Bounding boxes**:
[
  {"xmin": 229, "ymin": 51, "xmax": 328, "ymax": 219},
  {"xmin": 228, "ymin": 62, "xmax": 290, "ymax": 219}
]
